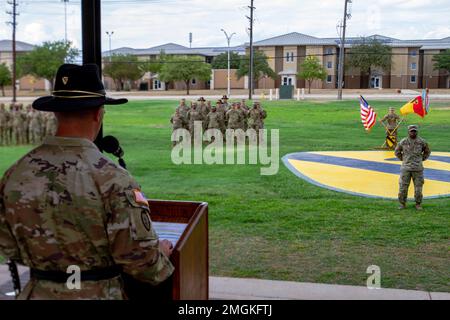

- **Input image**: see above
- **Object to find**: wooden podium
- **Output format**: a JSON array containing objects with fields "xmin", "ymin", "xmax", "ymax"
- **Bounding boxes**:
[{"xmin": 122, "ymin": 200, "xmax": 209, "ymax": 300}]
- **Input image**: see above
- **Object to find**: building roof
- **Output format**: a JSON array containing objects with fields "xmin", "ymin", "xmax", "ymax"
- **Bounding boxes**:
[
  {"xmin": 105, "ymin": 42, "xmax": 246, "ymax": 57},
  {"xmin": 252, "ymin": 32, "xmax": 335, "ymax": 46},
  {"xmin": 104, "ymin": 32, "xmax": 450, "ymax": 59},
  {"xmin": 252, "ymin": 32, "xmax": 450, "ymax": 50},
  {"xmin": 0, "ymin": 40, "xmax": 35, "ymax": 52}
]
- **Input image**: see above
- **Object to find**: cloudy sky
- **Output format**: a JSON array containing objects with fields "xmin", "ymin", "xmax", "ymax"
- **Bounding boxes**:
[{"xmin": 1, "ymin": 0, "xmax": 449, "ymax": 51}]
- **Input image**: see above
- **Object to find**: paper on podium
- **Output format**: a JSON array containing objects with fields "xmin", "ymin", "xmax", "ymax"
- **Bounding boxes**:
[{"xmin": 152, "ymin": 222, "xmax": 188, "ymax": 247}]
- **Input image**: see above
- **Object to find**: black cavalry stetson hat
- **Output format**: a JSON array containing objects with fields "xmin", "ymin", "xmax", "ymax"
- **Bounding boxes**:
[{"xmin": 32, "ymin": 63, "xmax": 128, "ymax": 112}]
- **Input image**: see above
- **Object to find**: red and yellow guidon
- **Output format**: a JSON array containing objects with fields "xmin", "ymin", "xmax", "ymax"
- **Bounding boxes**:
[{"xmin": 282, "ymin": 151, "xmax": 450, "ymax": 199}]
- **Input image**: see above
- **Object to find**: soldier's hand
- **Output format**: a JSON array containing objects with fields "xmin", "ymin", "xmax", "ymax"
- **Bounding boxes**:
[{"xmin": 159, "ymin": 239, "xmax": 174, "ymax": 257}]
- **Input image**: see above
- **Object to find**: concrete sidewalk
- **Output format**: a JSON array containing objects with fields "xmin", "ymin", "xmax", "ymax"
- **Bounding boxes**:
[
  {"xmin": 210, "ymin": 277, "xmax": 450, "ymax": 300},
  {"xmin": 0, "ymin": 265, "xmax": 448, "ymax": 300}
]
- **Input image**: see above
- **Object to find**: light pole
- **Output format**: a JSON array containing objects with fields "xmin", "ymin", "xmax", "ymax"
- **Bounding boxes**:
[
  {"xmin": 221, "ymin": 29, "xmax": 236, "ymax": 98},
  {"xmin": 62, "ymin": 0, "xmax": 69, "ymax": 43},
  {"xmin": 106, "ymin": 31, "xmax": 114, "ymax": 62},
  {"xmin": 337, "ymin": 0, "xmax": 352, "ymax": 100}
]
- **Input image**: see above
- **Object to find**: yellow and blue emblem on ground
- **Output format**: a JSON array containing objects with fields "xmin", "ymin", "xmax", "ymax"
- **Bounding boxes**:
[{"xmin": 282, "ymin": 151, "xmax": 450, "ymax": 199}]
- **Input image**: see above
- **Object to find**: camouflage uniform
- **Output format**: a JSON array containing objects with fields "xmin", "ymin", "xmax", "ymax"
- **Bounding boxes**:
[
  {"xmin": 0, "ymin": 104, "xmax": 6, "ymax": 145},
  {"xmin": 381, "ymin": 108, "xmax": 401, "ymax": 148},
  {"xmin": 215, "ymin": 102, "xmax": 227, "ymax": 133},
  {"xmin": 226, "ymin": 106, "xmax": 243, "ymax": 130},
  {"xmin": 4, "ymin": 105, "xmax": 12, "ymax": 145},
  {"xmin": 176, "ymin": 102, "xmax": 190, "ymax": 130},
  {"xmin": 256, "ymin": 103, "xmax": 267, "ymax": 129},
  {"xmin": 236, "ymin": 104, "xmax": 248, "ymax": 130},
  {"xmin": 12, "ymin": 106, "xmax": 24, "ymax": 145},
  {"xmin": 0, "ymin": 136, "xmax": 174, "ymax": 299},
  {"xmin": 29, "ymin": 109, "xmax": 43, "ymax": 144},
  {"xmin": 22, "ymin": 105, "xmax": 31, "ymax": 145},
  {"xmin": 205, "ymin": 107, "xmax": 223, "ymax": 130},
  {"xmin": 45, "ymin": 113, "xmax": 58, "ymax": 137},
  {"xmin": 248, "ymin": 107, "xmax": 264, "ymax": 131},
  {"xmin": 170, "ymin": 112, "xmax": 183, "ymax": 131},
  {"xmin": 198, "ymin": 100, "xmax": 210, "ymax": 129},
  {"xmin": 394, "ymin": 126, "xmax": 431, "ymax": 207},
  {"xmin": 381, "ymin": 108, "xmax": 401, "ymax": 134},
  {"xmin": 187, "ymin": 104, "xmax": 203, "ymax": 135}
]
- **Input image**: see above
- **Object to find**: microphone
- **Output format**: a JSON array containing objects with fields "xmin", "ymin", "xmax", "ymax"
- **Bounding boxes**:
[{"xmin": 100, "ymin": 135, "xmax": 127, "ymax": 169}]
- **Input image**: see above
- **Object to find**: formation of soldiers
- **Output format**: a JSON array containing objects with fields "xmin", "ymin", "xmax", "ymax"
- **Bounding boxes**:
[
  {"xmin": 0, "ymin": 102, "xmax": 58, "ymax": 146},
  {"xmin": 170, "ymin": 95, "xmax": 267, "ymax": 137}
]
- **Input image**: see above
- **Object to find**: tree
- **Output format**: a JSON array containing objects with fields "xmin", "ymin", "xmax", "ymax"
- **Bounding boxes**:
[
  {"xmin": 158, "ymin": 56, "xmax": 211, "ymax": 95},
  {"xmin": 298, "ymin": 56, "xmax": 327, "ymax": 93},
  {"xmin": 433, "ymin": 49, "xmax": 450, "ymax": 72},
  {"xmin": 211, "ymin": 52, "xmax": 241, "ymax": 69},
  {"xmin": 237, "ymin": 50, "xmax": 276, "ymax": 93},
  {"xmin": 0, "ymin": 63, "xmax": 12, "ymax": 97},
  {"xmin": 140, "ymin": 50, "xmax": 167, "ymax": 75},
  {"xmin": 16, "ymin": 40, "xmax": 78, "ymax": 86},
  {"xmin": 346, "ymin": 38, "xmax": 392, "ymax": 88},
  {"xmin": 103, "ymin": 54, "xmax": 144, "ymax": 91},
  {"xmin": 433, "ymin": 49, "xmax": 450, "ymax": 88}
]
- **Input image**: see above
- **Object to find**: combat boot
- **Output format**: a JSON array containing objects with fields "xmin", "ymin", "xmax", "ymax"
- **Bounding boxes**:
[
  {"xmin": 398, "ymin": 203, "xmax": 406, "ymax": 210},
  {"xmin": 415, "ymin": 204, "xmax": 423, "ymax": 211}
]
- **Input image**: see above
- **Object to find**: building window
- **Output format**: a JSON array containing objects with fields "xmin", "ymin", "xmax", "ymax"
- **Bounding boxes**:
[
  {"xmin": 410, "ymin": 75, "xmax": 416, "ymax": 83},
  {"xmin": 410, "ymin": 50, "xmax": 417, "ymax": 57},
  {"xmin": 191, "ymin": 79, "xmax": 196, "ymax": 85},
  {"xmin": 286, "ymin": 52, "xmax": 294, "ymax": 62},
  {"xmin": 327, "ymin": 61, "xmax": 332, "ymax": 69},
  {"xmin": 153, "ymin": 79, "xmax": 161, "ymax": 90},
  {"xmin": 326, "ymin": 75, "xmax": 332, "ymax": 83},
  {"xmin": 411, "ymin": 62, "xmax": 417, "ymax": 70},
  {"xmin": 325, "ymin": 48, "xmax": 333, "ymax": 55}
]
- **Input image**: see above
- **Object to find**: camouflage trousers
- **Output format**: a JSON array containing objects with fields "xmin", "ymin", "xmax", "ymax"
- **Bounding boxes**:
[{"xmin": 399, "ymin": 169, "xmax": 424, "ymax": 205}]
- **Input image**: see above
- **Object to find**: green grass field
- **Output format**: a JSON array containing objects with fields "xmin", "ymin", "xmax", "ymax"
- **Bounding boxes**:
[{"xmin": 1, "ymin": 99, "xmax": 449, "ymax": 292}]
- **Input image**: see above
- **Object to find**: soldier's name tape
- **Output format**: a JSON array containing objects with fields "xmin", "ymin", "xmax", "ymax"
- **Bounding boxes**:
[{"xmin": 282, "ymin": 151, "xmax": 450, "ymax": 200}]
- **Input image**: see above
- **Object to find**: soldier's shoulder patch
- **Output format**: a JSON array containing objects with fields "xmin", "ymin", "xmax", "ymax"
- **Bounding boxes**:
[
  {"xmin": 125, "ymin": 189, "xmax": 150, "ymax": 209},
  {"xmin": 141, "ymin": 211, "xmax": 151, "ymax": 231},
  {"xmin": 133, "ymin": 189, "xmax": 149, "ymax": 207}
]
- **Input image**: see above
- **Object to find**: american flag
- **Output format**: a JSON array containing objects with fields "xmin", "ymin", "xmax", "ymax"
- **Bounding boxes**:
[{"xmin": 360, "ymin": 96, "xmax": 377, "ymax": 131}]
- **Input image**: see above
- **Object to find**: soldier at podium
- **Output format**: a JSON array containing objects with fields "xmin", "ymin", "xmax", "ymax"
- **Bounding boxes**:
[
  {"xmin": 381, "ymin": 107, "xmax": 401, "ymax": 149},
  {"xmin": 0, "ymin": 64, "xmax": 174, "ymax": 299}
]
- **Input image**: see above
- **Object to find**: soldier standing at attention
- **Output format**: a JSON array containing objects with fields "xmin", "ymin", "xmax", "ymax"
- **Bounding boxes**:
[
  {"xmin": 206, "ymin": 105, "xmax": 222, "ymax": 131},
  {"xmin": 29, "ymin": 108, "xmax": 43, "ymax": 145},
  {"xmin": 0, "ymin": 103, "xmax": 6, "ymax": 145},
  {"xmin": 236, "ymin": 102, "xmax": 248, "ymax": 131},
  {"xmin": 4, "ymin": 104, "xmax": 12, "ymax": 145},
  {"xmin": 176, "ymin": 99, "xmax": 190, "ymax": 130},
  {"xmin": 24, "ymin": 104, "xmax": 33, "ymax": 144},
  {"xmin": 256, "ymin": 102, "xmax": 267, "ymax": 129},
  {"xmin": 198, "ymin": 97, "xmax": 210, "ymax": 129},
  {"xmin": 226, "ymin": 103, "xmax": 242, "ymax": 130},
  {"xmin": 12, "ymin": 104, "xmax": 23, "ymax": 145},
  {"xmin": 248, "ymin": 103, "xmax": 264, "ymax": 131},
  {"xmin": 215, "ymin": 100, "xmax": 227, "ymax": 133},
  {"xmin": 170, "ymin": 110, "xmax": 183, "ymax": 147},
  {"xmin": 381, "ymin": 107, "xmax": 401, "ymax": 149},
  {"xmin": 0, "ymin": 64, "xmax": 174, "ymax": 300},
  {"xmin": 395, "ymin": 125, "xmax": 431, "ymax": 210},
  {"xmin": 45, "ymin": 112, "xmax": 58, "ymax": 137},
  {"xmin": 187, "ymin": 102, "xmax": 203, "ymax": 135},
  {"xmin": 221, "ymin": 95, "xmax": 230, "ymax": 111}
]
